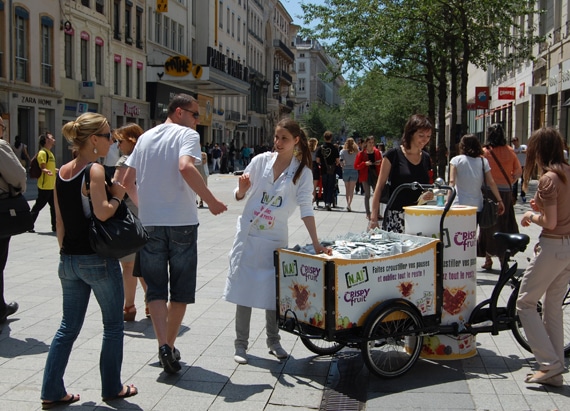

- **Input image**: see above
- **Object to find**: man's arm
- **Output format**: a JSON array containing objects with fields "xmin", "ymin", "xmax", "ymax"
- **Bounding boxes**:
[{"xmin": 179, "ymin": 155, "xmax": 227, "ymax": 215}]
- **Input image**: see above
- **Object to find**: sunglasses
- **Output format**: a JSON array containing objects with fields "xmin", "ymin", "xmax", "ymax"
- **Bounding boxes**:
[
  {"xmin": 180, "ymin": 107, "xmax": 200, "ymax": 119},
  {"xmin": 94, "ymin": 133, "xmax": 112, "ymax": 139}
]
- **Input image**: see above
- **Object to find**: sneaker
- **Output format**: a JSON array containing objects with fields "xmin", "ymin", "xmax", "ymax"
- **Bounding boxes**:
[
  {"xmin": 158, "ymin": 344, "xmax": 181, "ymax": 374},
  {"xmin": 268, "ymin": 343, "xmax": 288, "ymax": 359},
  {"xmin": 234, "ymin": 347, "xmax": 248, "ymax": 364}
]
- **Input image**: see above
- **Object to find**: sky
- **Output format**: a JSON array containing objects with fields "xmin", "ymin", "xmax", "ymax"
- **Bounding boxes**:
[{"xmin": 281, "ymin": 0, "xmax": 324, "ymax": 26}]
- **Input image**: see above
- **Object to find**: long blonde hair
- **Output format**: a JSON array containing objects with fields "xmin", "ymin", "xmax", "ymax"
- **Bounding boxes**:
[{"xmin": 343, "ymin": 138, "xmax": 357, "ymax": 154}]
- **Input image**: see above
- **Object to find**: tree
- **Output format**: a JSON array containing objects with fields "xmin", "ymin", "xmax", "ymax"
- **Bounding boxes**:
[
  {"xmin": 299, "ymin": 0, "xmax": 542, "ymax": 161},
  {"xmin": 300, "ymin": 102, "xmax": 344, "ymax": 140},
  {"xmin": 340, "ymin": 70, "xmax": 429, "ymax": 139}
]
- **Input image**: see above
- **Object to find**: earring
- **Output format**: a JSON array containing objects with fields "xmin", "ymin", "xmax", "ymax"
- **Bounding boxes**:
[{"xmin": 93, "ymin": 147, "xmax": 98, "ymax": 154}]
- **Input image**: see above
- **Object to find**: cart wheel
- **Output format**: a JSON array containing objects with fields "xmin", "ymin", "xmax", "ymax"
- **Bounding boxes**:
[
  {"xmin": 300, "ymin": 337, "xmax": 345, "ymax": 356},
  {"xmin": 360, "ymin": 301, "xmax": 423, "ymax": 378},
  {"xmin": 508, "ymin": 283, "xmax": 570, "ymax": 356}
]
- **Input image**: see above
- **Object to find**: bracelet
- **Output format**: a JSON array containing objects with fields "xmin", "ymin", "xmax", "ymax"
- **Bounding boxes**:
[{"xmin": 110, "ymin": 197, "xmax": 121, "ymax": 205}]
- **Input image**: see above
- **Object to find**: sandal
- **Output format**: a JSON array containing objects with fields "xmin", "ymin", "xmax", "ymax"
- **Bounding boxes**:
[
  {"xmin": 123, "ymin": 305, "xmax": 136, "ymax": 322},
  {"xmin": 103, "ymin": 384, "xmax": 138, "ymax": 401},
  {"xmin": 41, "ymin": 393, "xmax": 80, "ymax": 410},
  {"xmin": 481, "ymin": 259, "xmax": 493, "ymax": 271},
  {"xmin": 145, "ymin": 304, "xmax": 150, "ymax": 318}
]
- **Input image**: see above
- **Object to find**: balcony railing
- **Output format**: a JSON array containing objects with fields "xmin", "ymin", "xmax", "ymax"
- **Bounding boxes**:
[
  {"xmin": 273, "ymin": 39, "xmax": 295, "ymax": 61},
  {"xmin": 225, "ymin": 110, "xmax": 241, "ymax": 122}
]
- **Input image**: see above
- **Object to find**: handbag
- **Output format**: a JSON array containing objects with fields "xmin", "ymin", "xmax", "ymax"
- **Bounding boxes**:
[
  {"xmin": 84, "ymin": 163, "xmax": 148, "ymax": 259},
  {"xmin": 479, "ymin": 158, "xmax": 498, "ymax": 229},
  {"xmin": 0, "ymin": 191, "xmax": 34, "ymax": 238}
]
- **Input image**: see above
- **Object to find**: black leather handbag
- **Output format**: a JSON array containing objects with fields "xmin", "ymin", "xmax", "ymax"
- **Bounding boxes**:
[
  {"xmin": 0, "ymin": 192, "xmax": 34, "ymax": 238},
  {"xmin": 85, "ymin": 164, "xmax": 148, "ymax": 259}
]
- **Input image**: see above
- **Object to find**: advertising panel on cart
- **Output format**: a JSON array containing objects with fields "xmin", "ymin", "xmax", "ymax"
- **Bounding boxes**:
[{"xmin": 276, "ymin": 232, "xmax": 440, "ymax": 340}]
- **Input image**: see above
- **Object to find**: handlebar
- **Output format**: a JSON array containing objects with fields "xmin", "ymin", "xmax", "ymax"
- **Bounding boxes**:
[{"xmin": 384, "ymin": 182, "xmax": 457, "ymax": 242}]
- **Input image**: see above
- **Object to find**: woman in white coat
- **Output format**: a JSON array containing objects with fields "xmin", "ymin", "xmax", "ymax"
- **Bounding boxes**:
[{"xmin": 223, "ymin": 118, "xmax": 331, "ymax": 364}]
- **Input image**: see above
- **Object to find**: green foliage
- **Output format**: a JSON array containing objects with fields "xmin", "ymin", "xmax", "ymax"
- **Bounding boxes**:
[
  {"xmin": 299, "ymin": 0, "xmax": 542, "ymax": 148},
  {"xmin": 340, "ymin": 70, "xmax": 429, "ymax": 139},
  {"xmin": 299, "ymin": 103, "xmax": 344, "ymax": 140}
]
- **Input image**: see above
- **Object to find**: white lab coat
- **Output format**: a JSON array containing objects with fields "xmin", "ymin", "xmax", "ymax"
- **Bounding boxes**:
[{"xmin": 223, "ymin": 151, "xmax": 314, "ymax": 310}]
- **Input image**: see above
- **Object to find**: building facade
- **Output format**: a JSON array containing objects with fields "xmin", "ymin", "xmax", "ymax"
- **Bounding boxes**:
[
  {"xmin": 0, "ymin": 0, "xmax": 343, "ymax": 165},
  {"xmin": 465, "ymin": 0, "xmax": 570, "ymax": 147}
]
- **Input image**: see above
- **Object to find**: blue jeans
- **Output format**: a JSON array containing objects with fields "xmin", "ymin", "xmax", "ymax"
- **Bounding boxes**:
[
  {"xmin": 141, "ymin": 225, "xmax": 198, "ymax": 304},
  {"xmin": 41, "ymin": 254, "xmax": 124, "ymax": 401}
]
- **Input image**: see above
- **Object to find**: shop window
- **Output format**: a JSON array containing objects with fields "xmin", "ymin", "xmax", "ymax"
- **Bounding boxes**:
[{"xmin": 95, "ymin": 41, "xmax": 103, "ymax": 85}]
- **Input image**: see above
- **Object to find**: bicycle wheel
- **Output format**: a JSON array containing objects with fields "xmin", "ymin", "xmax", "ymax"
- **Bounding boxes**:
[
  {"xmin": 508, "ymin": 283, "xmax": 570, "ymax": 356},
  {"xmin": 360, "ymin": 301, "xmax": 423, "ymax": 378},
  {"xmin": 300, "ymin": 337, "xmax": 345, "ymax": 356}
]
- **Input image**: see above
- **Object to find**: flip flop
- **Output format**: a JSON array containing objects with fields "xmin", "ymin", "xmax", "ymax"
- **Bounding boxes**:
[
  {"xmin": 103, "ymin": 384, "xmax": 138, "ymax": 401},
  {"xmin": 41, "ymin": 393, "xmax": 80, "ymax": 410}
]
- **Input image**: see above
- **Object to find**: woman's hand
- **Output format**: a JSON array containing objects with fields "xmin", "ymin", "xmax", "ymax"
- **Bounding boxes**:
[
  {"xmin": 497, "ymin": 201, "xmax": 505, "ymax": 216},
  {"xmin": 236, "ymin": 173, "xmax": 251, "ymax": 199},
  {"xmin": 521, "ymin": 211, "xmax": 536, "ymax": 227},
  {"xmin": 530, "ymin": 198, "xmax": 539, "ymax": 212},
  {"xmin": 368, "ymin": 219, "xmax": 379, "ymax": 230},
  {"xmin": 109, "ymin": 180, "xmax": 126, "ymax": 199},
  {"xmin": 314, "ymin": 244, "xmax": 332, "ymax": 255}
]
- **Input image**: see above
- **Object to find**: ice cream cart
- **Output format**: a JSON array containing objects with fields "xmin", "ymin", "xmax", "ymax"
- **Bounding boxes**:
[{"xmin": 276, "ymin": 182, "xmax": 537, "ymax": 378}]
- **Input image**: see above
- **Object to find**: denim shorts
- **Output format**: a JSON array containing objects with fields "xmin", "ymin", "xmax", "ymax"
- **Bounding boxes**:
[
  {"xmin": 342, "ymin": 169, "xmax": 358, "ymax": 182},
  {"xmin": 140, "ymin": 225, "xmax": 198, "ymax": 304}
]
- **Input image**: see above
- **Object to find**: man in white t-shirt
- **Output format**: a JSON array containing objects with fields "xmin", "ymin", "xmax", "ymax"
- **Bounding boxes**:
[
  {"xmin": 123, "ymin": 94, "xmax": 227, "ymax": 374},
  {"xmin": 512, "ymin": 137, "xmax": 527, "ymax": 202}
]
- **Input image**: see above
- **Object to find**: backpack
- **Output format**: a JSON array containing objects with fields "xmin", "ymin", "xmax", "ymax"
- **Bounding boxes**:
[{"xmin": 29, "ymin": 149, "xmax": 45, "ymax": 179}]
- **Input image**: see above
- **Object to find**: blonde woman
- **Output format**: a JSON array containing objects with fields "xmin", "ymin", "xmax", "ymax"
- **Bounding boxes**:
[
  {"xmin": 339, "ymin": 138, "xmax": 358, "ymax": 211},
  {"xmin": 112, "ymin": 124, "xmax": 148, "ymax": 321},
  {"xmin": 41, "ymin": 113, "xmax": 137, "ymax": 408}
]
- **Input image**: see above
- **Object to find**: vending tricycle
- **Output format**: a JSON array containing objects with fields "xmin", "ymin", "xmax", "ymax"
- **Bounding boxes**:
[{"xmin": 275, "ymin": 182, "xmax": 570, "ymax": 378}]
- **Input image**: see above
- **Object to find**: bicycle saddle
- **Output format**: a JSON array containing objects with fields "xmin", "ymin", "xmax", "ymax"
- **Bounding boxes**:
[{"xmin": 493, "ymin": 232, "xmax": 530, "ymax": 253}]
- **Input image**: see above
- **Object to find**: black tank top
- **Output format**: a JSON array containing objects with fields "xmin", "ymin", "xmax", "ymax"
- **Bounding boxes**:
[{"xmin": 56, "ymin": 169, "xmax": 94, "ymax": 255}]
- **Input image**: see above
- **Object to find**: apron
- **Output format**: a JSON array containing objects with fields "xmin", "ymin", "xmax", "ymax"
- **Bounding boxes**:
[{"xmin": 223, "ymin": 154, "xmax": 300, "ymax": 310}]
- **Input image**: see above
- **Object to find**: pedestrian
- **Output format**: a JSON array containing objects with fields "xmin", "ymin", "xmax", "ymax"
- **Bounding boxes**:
[
  {"xmin": 0, "ymin": 117, "xmax": 25, "ymax": 325},
  {"xmin": 111, "ymin": 124, "xmax": 148, "ymax": 322},
  {"xmin": 123, "ymin": 93, "xmax": 227, "ymax": 374},
  {"xmin": 308, "ymin": 137, "xmax": 321, "ymax": 206},
  {"xmin": 212, "ymin": 143, "xmax": 222, "ymax": 172},
  {"xmin": 11, "ymin": 135, "xmax": 31, "ymax": 169},
  {"xmin": 369, "ymin": 114, "xmax": 434, "ymax": 233},
  {"xmin": 196, "ymin": 151, "xmax": 209, "ymax": 207},
  {"xmin": 41, "ymin": 112, "xmax": 137, "ymax": 408},
  {"xmin": 512, "ymin": 136, "xmax": 527, "ymax": 203},
  {"xmin": 29, "ymin": 132, "xmax": 57, "ymax": 232},
  {"xmin": 517, "ymin": 127, "xmax": 570, "ymax": 388},
  {"xmin": 316, "ymin": 130, "xmax": 339, "ymax": 211},
  {"xmin": 477, "ymin": 123, "xmax": 522, "ymax": 270},
  {"xmin": 223, "ymin": 118, "xmax": 331, "ymax": 365},
  {"xmin": 354, "ymin": 136, "xmax": 382, "ymax": 219},
  {"xmin": 448, "ymin": 134, "xmax": 505, "ymax": 223}
]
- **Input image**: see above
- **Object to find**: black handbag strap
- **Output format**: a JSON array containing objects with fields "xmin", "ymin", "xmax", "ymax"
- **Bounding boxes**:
[
  {"xmin": 487, "ymin": 147, "xmax": 512, "ymax": 191},
  {"xmin": 480, "ymin": 159, "xmax": 493, "ymax": 201}
]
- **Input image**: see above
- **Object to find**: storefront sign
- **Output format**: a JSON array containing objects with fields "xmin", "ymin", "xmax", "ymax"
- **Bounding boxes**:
[
  {"xmin": 473, "ymin": 87, "xmax": 489, "ymax": 109},
  {"xmin": 19, "ymin": 95, "xmax": 55, "ymax": 107},
  {"xmin": 498, "ymin": 87, "xmax": 516, "ymax": 100},
  {"xmin": 273, "ymin": 71, "xmax": 281, "ymax": 92},
  {"xmin": 124, "ymin": 103, "xmax": 140, "ymax": 117}
]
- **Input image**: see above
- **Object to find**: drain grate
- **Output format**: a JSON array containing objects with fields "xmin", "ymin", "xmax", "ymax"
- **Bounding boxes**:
[{"xmin": 320, "ymin": 349, "xmax": 367, "ymax": 411}]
